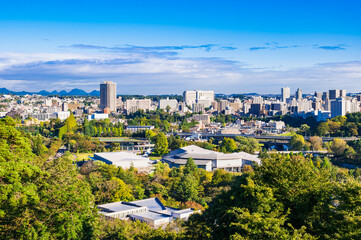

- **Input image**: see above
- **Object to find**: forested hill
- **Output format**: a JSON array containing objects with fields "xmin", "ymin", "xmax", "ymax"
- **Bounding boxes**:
[{"xmin": 1, "ymin": 116, "xmax": 361, "ymax": 239}]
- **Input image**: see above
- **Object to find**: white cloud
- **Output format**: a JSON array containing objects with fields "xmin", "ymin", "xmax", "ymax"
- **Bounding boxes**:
[{"xmin": 0, "ymin": 50, "xmax": 360, "ymax": 94}]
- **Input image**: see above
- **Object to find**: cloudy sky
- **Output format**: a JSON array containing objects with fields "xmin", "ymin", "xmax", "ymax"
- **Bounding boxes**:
[{"xmin": 0, "ymin": 0, "xmax": 360, "ymax": 94}]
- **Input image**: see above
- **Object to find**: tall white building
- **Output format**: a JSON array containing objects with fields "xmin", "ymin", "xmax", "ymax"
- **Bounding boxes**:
[
  {"xmin": 159, "ymin": 98, "xmax": 178, "ymax": 111},
  {"xmin": 126, "ymin": 98, "xmax": 151, "ymax": 114},
  {"xmin": 100, "ymin": 81, "xmax": 117, "ymax": 112},
  {"xmin": 281, "ymin": 87, "xmax": 290, "ymax": 102},
  {"xmin": 183, "ymin": 90, "xmax": 214, "ymax": 108},
  {"xmin": 331, "ymin": 97, "xmax": 359, "ymax": 118}
]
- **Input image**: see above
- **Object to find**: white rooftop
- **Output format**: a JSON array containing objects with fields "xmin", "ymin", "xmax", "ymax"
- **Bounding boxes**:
[
  {"xmin": 94, "ymin": 151, "xmax": 151, "ymax": 169},
  {"xmin": 166, "ymin": 145, "xmax": 260, "ymax": 162}
]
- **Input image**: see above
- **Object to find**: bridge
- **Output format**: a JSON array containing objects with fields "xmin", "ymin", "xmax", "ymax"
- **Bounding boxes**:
[
  {"xmin": 176, "ymin": 133, "xmax": 359, "ymax": 143},
  {"xmin": 96, "ymin": 137, "xmax": 155, "ymax": 152}
]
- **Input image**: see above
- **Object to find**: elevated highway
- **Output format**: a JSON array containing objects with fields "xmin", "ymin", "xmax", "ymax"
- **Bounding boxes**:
[{"xmin": 176, "ymin": 133, "xmax": 359, "ymax": 143}]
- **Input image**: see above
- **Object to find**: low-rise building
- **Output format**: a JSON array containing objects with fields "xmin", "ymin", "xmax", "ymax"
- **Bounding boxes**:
[
  {"xmin": 162, "ymin": 145, "xmax": 260, "ymax": 172},
  {"xmin": 87, "ymin": 113, "xmax": 109, "ymax": 121},
  {"xmin": 98, "ymin": 197, "xmax": 196, "ymax": 228},
  {"xmin": 126, "ymin": 125, "xmax": 154, "ymax": 133},
  {"xmin": 187, "ymin": 114, "xmax": 211, "ymax": 124},
  {"xmin": 29, "ymin": 113, "xmax": 52, "ymax": 121},
  {"xmin": 53, "ymin": 111, "xmax": 70, "ymax": 121},
  {"xmin": 93, "ymin": 151, "xmax": 152, "ymax": 172}
]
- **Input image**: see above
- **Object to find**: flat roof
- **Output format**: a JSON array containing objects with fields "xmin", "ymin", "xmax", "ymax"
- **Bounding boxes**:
[
  {"xmin": 98, "ymin": 201, "xmax": 140, "ymax": 212},
  {"xmin": 94, "ymin": 151, "xmax": 150, "ymax": 163},
  {"xmin": 128, "ymin": 198, "xmax": 166, "ymax": 212},
  {"xmin": 129, "ymin": 211, "xmax": 170, "ymax": 221},
  {"xmin": 98, "ymin": 137, "xmax": 144, "ymax": 142}
]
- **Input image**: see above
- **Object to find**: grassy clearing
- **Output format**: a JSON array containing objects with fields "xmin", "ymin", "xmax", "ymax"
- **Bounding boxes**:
[{"xmin": 75, "ymin": 153, "xmax": 93, "ymax": 161}]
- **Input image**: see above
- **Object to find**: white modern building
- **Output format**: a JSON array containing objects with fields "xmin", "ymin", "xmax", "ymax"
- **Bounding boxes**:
[
  {"xmin": 93, "ymin": 151, "xmax": 152, "ymax": 172},
  {"xmin": 162, "ymin": 145, "xmax": 261, "ymax": 172},
  {"xmin": 98, "ymin": 197, "xmax": 196, "ymax": 228},
  {"xmin": 183, "ymin": 90, "xmax": 214, "ymax": 108}
]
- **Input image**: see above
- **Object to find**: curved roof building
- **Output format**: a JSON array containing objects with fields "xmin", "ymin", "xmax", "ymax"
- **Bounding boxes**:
[{"xmin": 162, "ymin": 145, "xmax": 260, "ymax": 172}]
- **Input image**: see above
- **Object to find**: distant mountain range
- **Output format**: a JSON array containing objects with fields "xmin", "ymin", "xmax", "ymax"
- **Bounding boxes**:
[{"xmin": 0, "ymin": 88, "xmax": 100, "ymax": 96}]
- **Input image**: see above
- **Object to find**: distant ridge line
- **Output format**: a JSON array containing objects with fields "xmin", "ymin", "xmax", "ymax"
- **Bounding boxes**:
[{"xmin": 0, "ymin": 88, "xmax": 100, "ymax": 96}]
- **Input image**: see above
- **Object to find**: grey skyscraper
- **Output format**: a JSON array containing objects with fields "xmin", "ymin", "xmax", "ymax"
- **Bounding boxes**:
[
  {"xmin": 100, "ymin": 81, "xmax": 117, "ymax": 112},
  {"xmin": 281, "ymin": 87, "xmax": 290, "ymax": 102},
  {"xmin": 296, "ymin": 88, "xmax": 302, "ymax": 100}
]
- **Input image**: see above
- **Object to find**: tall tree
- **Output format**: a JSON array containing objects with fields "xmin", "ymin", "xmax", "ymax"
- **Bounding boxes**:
[
  {"xmin": 184, "ymin": 157, "xmax": 197, "ymax": 175},
  {"xmin": 219, "ymin": 138, "xmax": 237, "ymax": 153},
  {"xmin": 308, "ymin": 136, "xmax": 323, "ymax": 151},
  {"xmin": 176, "ymin": 174, "xmax": 199, "ymax": 202},
  {"xmin": 153, "ymin": 132, "xmax": 169, "ymax": 156},
  {"xmin": 289, "ymin": 134, "xmax": 305, "ymax": 150}
]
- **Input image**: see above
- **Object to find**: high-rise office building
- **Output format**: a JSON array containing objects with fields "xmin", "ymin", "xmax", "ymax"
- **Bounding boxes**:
[
  {"xmin": 281, "ymin": 87, "xmax": 290, "ymax": 102},
  {"xmin": 100, "ymin": 81, "xmax": 117, "ymax": 112},
  {"xmin": 296, "ymin": 88, "xmax": 302, "ymax": 100}
]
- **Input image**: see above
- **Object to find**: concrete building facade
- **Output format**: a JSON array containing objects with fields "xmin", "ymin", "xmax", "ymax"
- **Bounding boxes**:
[
  {"xmin": 100, "ymin": 81, "xmax": 117, "ymax": 112},
  {"xmin": 183, "ymin": 90, "xmax": 214, "ymax": 108}
]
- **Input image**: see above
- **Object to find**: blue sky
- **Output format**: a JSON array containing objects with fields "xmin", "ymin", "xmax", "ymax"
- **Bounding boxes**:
[{"xmin": 0, "ymin": 0, "xmax": 360, "ymax": 94}]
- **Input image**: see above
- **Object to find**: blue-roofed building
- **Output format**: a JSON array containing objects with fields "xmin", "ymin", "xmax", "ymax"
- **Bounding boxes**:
[{"xmin": 98, "ymin": 197, "xmax": 196, "ymax": 228}]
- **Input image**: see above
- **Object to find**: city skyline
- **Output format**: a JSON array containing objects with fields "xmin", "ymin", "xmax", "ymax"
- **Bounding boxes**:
[
  {"xmin": 0, "ymin": 0, "xmax": 360, "ymax": 94},
  {"xmin": 0, "ymin": 85, "xmax": 358, "ymax": 97}
]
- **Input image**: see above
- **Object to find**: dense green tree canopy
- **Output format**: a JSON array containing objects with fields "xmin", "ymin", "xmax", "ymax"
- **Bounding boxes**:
[
  {"xmin": 185, "ymin": 153, "xmax": 361, "ymax": 240},
  {"xmin": 289, "ymin": 134, "xmax": 305, "ymax": 150},
  {"xmin": 219, "ymin": 137, "xmax": 238, "ymax": 153},
  {"xmin": 153, "ymin": 132, "xmax": 169, "ymax": 156},
  {"xmin": 0, "ymin": 117, "xmax": 98, "ymax": 239}
]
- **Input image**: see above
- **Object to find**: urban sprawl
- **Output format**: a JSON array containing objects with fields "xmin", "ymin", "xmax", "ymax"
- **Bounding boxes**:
[{"xmin": 2, "ymin": 81, "xmax": 361, "ymax": 234}]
